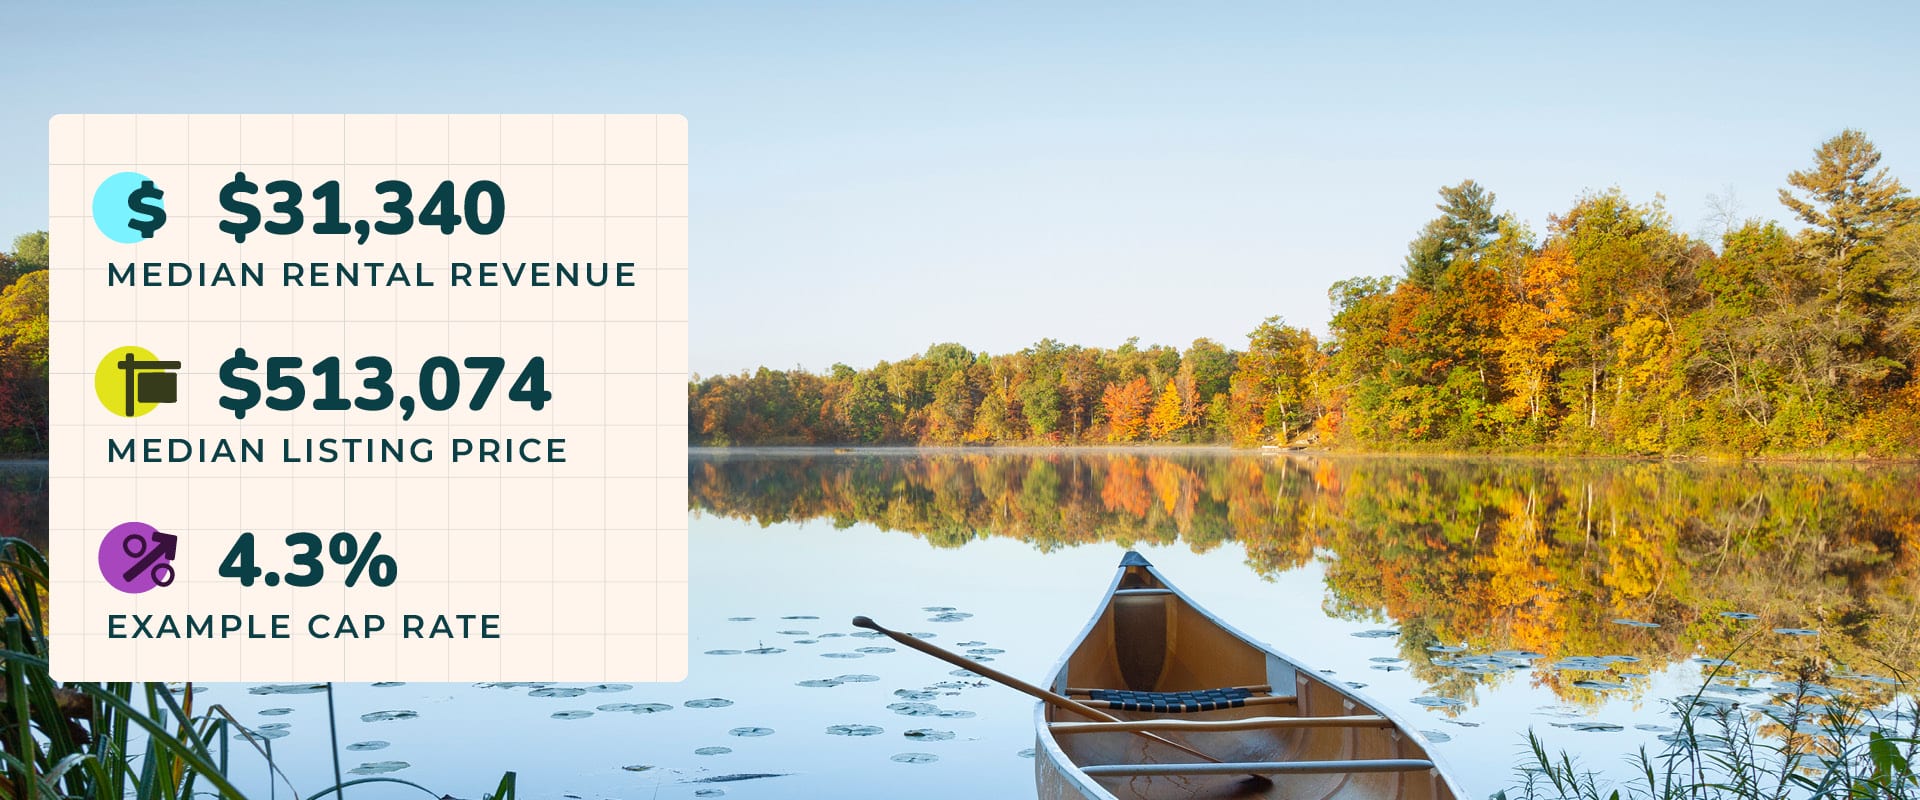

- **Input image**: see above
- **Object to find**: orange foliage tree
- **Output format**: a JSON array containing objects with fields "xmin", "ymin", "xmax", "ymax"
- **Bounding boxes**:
[{"xmin": 1101, "ymin": 376, "xmax": 1152, "ymax": 442}]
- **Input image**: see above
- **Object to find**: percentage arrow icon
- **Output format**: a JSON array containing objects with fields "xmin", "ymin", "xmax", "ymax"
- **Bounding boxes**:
[{"xmin": 123, "ymin": 530, "xmax": 178, "ymax": 583}]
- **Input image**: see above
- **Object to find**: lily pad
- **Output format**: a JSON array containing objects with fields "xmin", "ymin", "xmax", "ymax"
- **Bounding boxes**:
[
  {"xmin": 1574, "ymin": 680, "xmax": 1630, "ymax": 691},
  {"xmin": 1720, "ymin": 612, "xmax": 1760, "ymax": 620},
  {"xmin": 1411, "ymin": 696, "xmax": 1466, "ymax": 709},
  {"xmin": 1352, "ymin": 629, "xmax": 1400, "ymax": 639},
  {"xmin": 856, "ymin": 646, "xmax": 896, "ymax": 654},
  {"xmin": 359, "ymin": 710, "xmax": 418, "ymax": 723},
  {"xmin": 259, "ymin": 708, "xmax": 292, "ymax": 716},
  {"xmin": 822, "ymin": 652, "xmax": 864, "ymax": 659},
  {"xmin": 891, "ymin": 752, "xmax": 939, "ymax": 764},
  {"xmin": 729, "ymin": 727, "xmax": 775, "ymax": 737},
  {"xmin": 781, "ymin": 615, "xmax": 820, "ymax": 620},
  {"xmin": 348, "ymin": 761, "xmax": 409, "ymax": 775},
  {"xmin": 686, "ymin": 774, "xmax": 789, "ymax": 783},
  {"xmin": 904, "ymin": 729, "xmax": 956, "ymax": 741},
  {"xmin": 777, "ymin": 629, "xmax": 810, "ymax": 635},
  {"xmin": 744, "ymin": 647, "xmax": 786, "ymax": 655},
  {"xmin": 346, "ymin": 741, "xmax": 388, "ymax": 752},
  {"xmin": 796, "ymin": 679, "xmax": 844, "ymax": 688},
  {"xmin": 249, "ymin": 684, "xmax": 328, "ymax": 695},
  {"xmin": 684, "ymin": 698, "xmax": 735, "ymax": 709},
  {"xmin": 587, "ymin": 684, "xmax": 632, "ymax": 693},
  {"xmin": 596, "ymin": 703, "xmax": 644, "ymax": 712},
  {"xmin": 370, "ymin": 681, "xmax": 406, "ymax": 688},
  {"xmin": 1552, "ymin": 657, "xmax": 1614, "ymax": 673},
  {"xmin": 551, "ymin": 710, "xmax": 593, "ymax": 720},
  {"xmin": 1568, "ymin": 722, "xmax": 1624, "ymax": 732},
  {"xmin": 630, "ymin": 703, "xmax": 674, "ymax": 714},
  {"xmin": 1612, "ymin": 618, "xmax": 1660, "ymax": 628},
  {"xmin": 1368, "ymin": 657, "xmax": 1404, "ymax": 664},
  {"xmin": 530, "ymin": 687, "xmax": 586, "ymax": 698},
  {"xmin": 695, "ymin": 746, "xmax": 733, "ymax": 756},
  {"xmin": 928, "ymin": 613, "xmax": 973, "ymax": 623},
  {"xmin": 726, "ymin": 617, "xmax": 755, "ymax": 622},
  {"xmin": 1773, "ymin": 628, "xmax": 1819, "ymax": 637},
  {"xmin": 835, "ymin": 674, "xmax": 881, "ymax": 683},
  {"xmin": 827, "ymin": 724, "xmax": 884, "ymax": 736},
  {"xmin": 705, "ymin": 649, "xmax": 743, "ymax": 656}
]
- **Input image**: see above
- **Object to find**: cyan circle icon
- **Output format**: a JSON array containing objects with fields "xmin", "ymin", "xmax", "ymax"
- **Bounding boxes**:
[{"xmin": 93, "ymin": 171, "xmax": 166, "ymax": 244}]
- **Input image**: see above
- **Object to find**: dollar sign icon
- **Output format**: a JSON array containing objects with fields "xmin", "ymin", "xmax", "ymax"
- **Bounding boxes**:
[
  {"xmin": 218, "ymin": 171, "xmax": 262, "ymax": 244},
  {"xmin": 125, "ymin": 180, "xmax": 166, "ymax": 239},
  {"xmin": 218, "ymin": 347, "xmax": 262, "ymax": 420}
]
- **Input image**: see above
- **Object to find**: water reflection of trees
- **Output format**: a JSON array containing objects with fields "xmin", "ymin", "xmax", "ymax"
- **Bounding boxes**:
[{"xmin": 690, "ymin": 450, "xmax": 1918, "ymax": 701}]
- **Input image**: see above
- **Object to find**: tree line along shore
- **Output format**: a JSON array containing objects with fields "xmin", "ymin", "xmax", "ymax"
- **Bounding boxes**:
[{"xmin": 691, "ymin": 130, "xmax": 1920, "ymax": 458}]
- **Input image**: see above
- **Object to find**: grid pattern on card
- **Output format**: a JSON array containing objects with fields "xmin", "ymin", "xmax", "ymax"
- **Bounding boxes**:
[{"xmin": 47, "ymin": 114, "xmax": 689, "ymax": 682}]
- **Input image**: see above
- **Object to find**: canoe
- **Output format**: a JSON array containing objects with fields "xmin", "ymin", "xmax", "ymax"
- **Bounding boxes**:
[{"xmin": 1033, "ymin": 551, "xmax": 1464, "ymax": 800}]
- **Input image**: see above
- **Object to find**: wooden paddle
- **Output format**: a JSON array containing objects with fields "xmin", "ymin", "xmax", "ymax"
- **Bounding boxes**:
[{"xmin": 851, "ymin": 616, "xmax": 1272, "ymax": 785}]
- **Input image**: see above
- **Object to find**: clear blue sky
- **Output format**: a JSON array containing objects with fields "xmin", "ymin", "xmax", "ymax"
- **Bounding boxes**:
[{"xmin": 6, "ymin": 1, "xmax": 1917, "ymax": 377}]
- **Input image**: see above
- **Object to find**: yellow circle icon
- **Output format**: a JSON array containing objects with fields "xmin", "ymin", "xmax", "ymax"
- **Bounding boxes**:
[{"xmin": 95, "ymin": 346, "xmax": 183, "ymax": 418}]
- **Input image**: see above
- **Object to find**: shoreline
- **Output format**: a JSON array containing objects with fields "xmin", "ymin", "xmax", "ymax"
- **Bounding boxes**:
[{"xmin": 689, "ymin": 443, "xmax": 1920, "ymax": 465}]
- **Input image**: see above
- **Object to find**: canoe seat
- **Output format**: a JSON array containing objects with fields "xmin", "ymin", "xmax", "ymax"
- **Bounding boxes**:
[{"xmin": 1084, "ymin": 687, "xmax": 1253, "ymax": 712}]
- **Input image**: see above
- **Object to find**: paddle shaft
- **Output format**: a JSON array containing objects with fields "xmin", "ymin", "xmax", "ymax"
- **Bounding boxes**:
[{"xmin": 850, "ymin": 616, "xmax": 1243, "ymax": 769}]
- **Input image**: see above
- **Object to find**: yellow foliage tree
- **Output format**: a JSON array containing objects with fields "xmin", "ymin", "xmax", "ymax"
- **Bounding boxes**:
[
  {"xmin": 1147, "ymin": 380, "xmax": 1189, "ymax": 439},
  {"xmin": 1496, "ymin": 247, "xmax": 1575, "ymax": 424}
]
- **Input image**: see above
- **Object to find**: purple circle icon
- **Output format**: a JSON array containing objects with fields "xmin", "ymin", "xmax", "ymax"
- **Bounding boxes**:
[{"xmin": 99, "ymin": 521, "xmax": 179, "ymax": 594}]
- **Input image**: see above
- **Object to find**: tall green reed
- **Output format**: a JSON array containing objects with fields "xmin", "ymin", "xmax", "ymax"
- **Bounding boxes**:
[
  {"xmin": 1500, "ymin": 659, "xmax": 1918, "ymax": 800},
  {"xmin": 0, "ymin": 536, "xmax": 517, "ymax": 799}
]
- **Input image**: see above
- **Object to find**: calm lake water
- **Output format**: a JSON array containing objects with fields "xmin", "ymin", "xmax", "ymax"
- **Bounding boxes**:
[{"xmin": 10, "ymin": 451, "xmax": 1919, "ymax": 799}]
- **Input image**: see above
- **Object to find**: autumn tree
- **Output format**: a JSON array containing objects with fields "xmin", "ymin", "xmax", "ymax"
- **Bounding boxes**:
[
  {"xmin": 1496, "ymin": 243, "xmax": 1574, "ymax": 431},
  {"xmin": 1101, "ymin": 376, "xmax": 1152, "ymax": 442},
  {"xmin": 0, "ymin": 270, "xmax": 51, "ymax": 451},
  {"xmin": 1019, "ymin": 339, "xmax": 1066, "ymax": 439},
  {"xmin": 1, "ymin": 232, "xmax": 46, "ymax": 289},
  {"xmin": 1147, "ymin": 380, "xmax": 1189, "ymax": 439},
  {"xmin": 1230, "ymin": 317, "xmax": 1320, "ymax": 445}
]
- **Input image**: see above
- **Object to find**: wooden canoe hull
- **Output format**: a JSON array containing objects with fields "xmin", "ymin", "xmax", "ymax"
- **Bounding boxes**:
[{"xmin": 1032, "ymin": 552, "xmax": 1464, "ymax": 800}]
